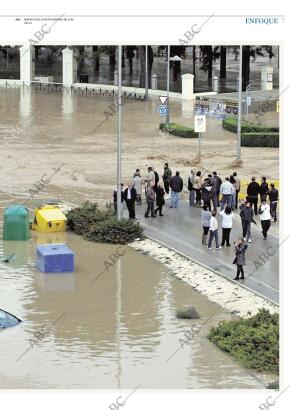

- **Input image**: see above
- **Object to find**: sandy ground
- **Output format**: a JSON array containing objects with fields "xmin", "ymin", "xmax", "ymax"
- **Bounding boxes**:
[{"xmin": 0, "ymin": 89, "xmax": 279, "ymax": 206}]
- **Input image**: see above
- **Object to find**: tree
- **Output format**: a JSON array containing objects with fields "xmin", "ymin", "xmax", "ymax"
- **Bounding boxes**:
[
  {"xmin": 126, "ymin": 46, "xmax": 136, "ymax": 75},
  {"xmin": 137, "ymin": 46, "xmax": 153, "ymax": 87},
  {"xmin": 108, "ymin": 46, "xmax": 116, "ymax": 81},
  {"xmin": 199, "ymin": 46, "xmax": 219, "ymax": 81},
  {"xmin": 92, "ymin": 46, "xmax": 99, "ymax": 72},
  {"xmin": 220, "ymin": 46, "xmax": 226, "ymax": 79}
]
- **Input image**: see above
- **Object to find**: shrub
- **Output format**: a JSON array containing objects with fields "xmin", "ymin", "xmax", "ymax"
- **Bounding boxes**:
[
  {"xmin": 208, "ymin": 308, "xmax": 279, "ymax": 373},
  {"xmin": 222, "ymin": 116, "xmax": 279, "ymax": 133},
  {"xmin": 241, "ymin": 132, "xmax": 279, "ymax": 148},
  {"xmin": 84, "ymin": 217, "xmax": 144, "ymax": 244},
  {"xmin": 159, "ymin": 122, "xmax": 197, "ymax": 138},
  {"xmin": 66, "ymin": 201, "xmax": 144, "ymax": 244},
  {"xmin": 66, "ymin": 201, "xmax": 114, "ymax": 235},
  {"xmin": 176, "ymin": 306, "xmax": 200, "ymax": 319},
  {"xmin": 267, "ymin": 380, "xmax": 279, "ymax": 390}
]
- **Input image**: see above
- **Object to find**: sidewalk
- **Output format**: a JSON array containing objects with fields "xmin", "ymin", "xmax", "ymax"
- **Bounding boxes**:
[{"xmin": 135, "ymin": 197, "xmax": 279, "ymax": 304}]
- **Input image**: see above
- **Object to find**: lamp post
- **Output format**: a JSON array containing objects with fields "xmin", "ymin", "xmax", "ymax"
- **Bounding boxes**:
[
  {"xmin": 145, "ymin": 45, "xmax": 148, "ymax": 100},
  {"xmin": 166, "ymin": 47, "xmax": 182, "ymax": 124},
  {"xmin": 237, "ymin": 45, "xmax": 243, "ymax": 162},
  {"xmin": 117, "ymin": 45, "xmax": 122, "ymax": 220}
]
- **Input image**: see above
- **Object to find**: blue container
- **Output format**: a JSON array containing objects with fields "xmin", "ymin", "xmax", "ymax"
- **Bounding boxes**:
[{"xmin": 36, "ymin": 243, "xmax": 74, "ymax": 273}]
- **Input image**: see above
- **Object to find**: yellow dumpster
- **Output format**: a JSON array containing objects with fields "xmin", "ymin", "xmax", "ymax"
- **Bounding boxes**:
[{"xmin": 31, "ymin": 205, "xmax": 67, "ymax": 233}]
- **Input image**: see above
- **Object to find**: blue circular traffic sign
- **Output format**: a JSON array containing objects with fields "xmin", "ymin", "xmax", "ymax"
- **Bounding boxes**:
[{"xmin": 158, "ymin": 104, "xmax": 168, "ymax": 116}]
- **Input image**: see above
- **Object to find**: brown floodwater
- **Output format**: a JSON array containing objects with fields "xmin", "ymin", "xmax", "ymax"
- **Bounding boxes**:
[
  {"xmin": 0, "ymin": 87, "xmax": 278, "ymax": 208},
  {"xmin": 0, "ymin": 205, "xmax": 274, "ymax": 389},
  {"xmin": 0, "ymin": 87, "xmax": 276, "ymax": 389}
]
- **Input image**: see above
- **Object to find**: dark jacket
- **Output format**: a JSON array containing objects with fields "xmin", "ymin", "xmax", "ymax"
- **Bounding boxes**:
[
  {"xmin": 240, "ymin": 205, "xmax": 254, "ymax": 222},
  {"xmin": 233, "ymin": 243, "xmax": 248, "ymax": 266},
  {"xmin": 213, "ymin": 175, "xmax": 222, "ymax": 192},
  {"xmin": 267, "ymin": 188, "xmax": 279, "ymax": 202},
  {"xmin": 260, "ymin": 182, "xmax": 269, "ymax": 195},
  {"xmin": 155, "ymin": 186, "xmax": 165, "ymax": 206},
  {"xmin": 247, "ymin": 181, "xmax": 260, "ymax": 197},
  {"xmin": 113, "ymin": 189, "xmax": 124, "ymax": 203},
  {"xmin": 201, "ymin": 180, "xmax": 214, "ymax": 201},
  {"xmin": 170, "ymin": 175, "xmax": 183, "ymax": 192},
  {"xmin": 209, "ymin": 177, "xmax": 217, "ymax": 194},
  {"xmin": 163, "ymin": 167, "xmax": 172, "ymax": 182},
  {"xmin": 123, "ymin": 187, "xmax": 137, "ymax": 202}
]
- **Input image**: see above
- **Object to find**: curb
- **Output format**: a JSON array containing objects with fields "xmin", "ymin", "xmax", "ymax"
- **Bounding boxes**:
[{"xmin": 143, "ymin": 233, "xmax": 279, "ymax": 308}]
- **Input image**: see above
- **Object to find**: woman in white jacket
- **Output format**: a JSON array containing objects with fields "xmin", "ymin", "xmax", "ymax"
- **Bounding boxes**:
[
  {"xmin": 258, "ymin": 200, "xmax": 271, "ymax": 239},
  {"xmin": 219, "ymin": 206, "xmax": 234, "ymax": 246}
]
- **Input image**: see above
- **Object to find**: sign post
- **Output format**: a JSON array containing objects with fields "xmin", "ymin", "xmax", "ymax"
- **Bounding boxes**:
[{"xmin": 194, "ymin": 114, "xmax": 206, "ymax": 161}]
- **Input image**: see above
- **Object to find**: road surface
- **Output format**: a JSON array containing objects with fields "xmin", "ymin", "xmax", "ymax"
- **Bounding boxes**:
[{"xmin": 135, "ymin": 197, "xmax": 280, "ymax": 304}]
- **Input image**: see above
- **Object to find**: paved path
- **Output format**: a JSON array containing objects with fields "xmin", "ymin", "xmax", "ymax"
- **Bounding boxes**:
[{"xmin": 135, "ymin": 197, "xmax": 279, "ymax": 304}]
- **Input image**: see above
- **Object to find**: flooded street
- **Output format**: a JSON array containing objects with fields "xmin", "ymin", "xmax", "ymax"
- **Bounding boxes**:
[
  {"xmin": 0, "ymin": 87, "xmax": 277, "ymax": 389},
  {"xmin": 0, "ymin": 209, "xmax": 273, "ymax": 389},
  {"xmin": 0, "ymin": 87, "xmax": 278, "ymax": 206}
]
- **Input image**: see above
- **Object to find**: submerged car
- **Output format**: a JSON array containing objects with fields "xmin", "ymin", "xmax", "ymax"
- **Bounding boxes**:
[{"xmin": 0, "ymin": 309, "xmax": 21, "ymax": 330}]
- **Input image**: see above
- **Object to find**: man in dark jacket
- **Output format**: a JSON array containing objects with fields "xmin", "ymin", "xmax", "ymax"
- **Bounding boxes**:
[
  {"xmin": 170, "ymin": 171, "xmax": 183, "ymax": 208},
  {"xmin": 162, "ymin": 163, "xmax": 172, "ymax": 195},
  {"xmin": 123, "ymin": 182, "xmax": 137, "ymax": 219},
  {"xmin": 247, "ymin": 177, "xmax": 260, "ymax": 215},
  {"xmin": 260, "ymin": 177, "xmax": 269, "ymax": 202},
  {"xmin": 201, "ymin": 178, "xmax": 214, "ymax": 211},
  {"xmin": 267, "ymin": 183, "xmax": 279, "ymax": 222},
  {"xmin": 212, "ymin": 171, "xmax": 222, "ymax": 206},
  {"xmin": 208, "ymin": 173, "xmax": 218, "ymax": 210},
  {"xmin": 240, "ymin": 201, "xmax": 255, "ymax": 243}
]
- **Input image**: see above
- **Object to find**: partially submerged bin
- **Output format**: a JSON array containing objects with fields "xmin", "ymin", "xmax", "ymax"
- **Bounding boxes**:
[
  {"xmin": 3, "ymin": 205, "xmax": 29, "ymax": 240},
  {"xmin": 36, "ymin": 243, "xmax": 74, "ymax": 273},
  {"xmin": 32, "ymin": 205, "xmax": 67, "ymax": 233}
]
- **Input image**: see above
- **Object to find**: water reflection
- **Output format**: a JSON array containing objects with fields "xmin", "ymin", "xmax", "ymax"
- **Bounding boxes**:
[
  {"xmin": 19, "ymin": 86, "xmax": 33, "ymax": 119},
  {"xmin": 2, "ymin": 240, "xmax": 29, "ymax": 267},
  {"xmin": 62, "ymin": 89, "xmax": 74, "ymax": 116},
  {"xmin": 36, "ymin": 272, "xmax": 75, "ymax": 292},
  {"xmin": 0, "ymin": 228, "xmax": 274, "ymax": 389}
]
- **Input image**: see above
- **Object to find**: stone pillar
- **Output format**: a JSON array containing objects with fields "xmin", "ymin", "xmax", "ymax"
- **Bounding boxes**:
[
  {"xmin": 62, "ymin": 47, "xmax": 76, "ymax": 86},
  {"xmin": 212, "ymin": 75, "xmax": 219, "ymax": 93},
  {"xmin": 181, "ymin": 73, "xmax": 194, "ymax": 100},
  {"xmin": 20, "ymin": 44, "xmax": 33, "ymax": 85},
  {"xmin": 261, "ymin": 66, "xmax": 273, "ymax": 91},
  {"xmin": 151, "ymin": 74, "xmax": 157, "ymax": 90}
]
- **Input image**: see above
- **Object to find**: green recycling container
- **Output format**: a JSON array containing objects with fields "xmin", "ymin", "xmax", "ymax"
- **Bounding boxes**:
[{"xmin": 3, "ymin": 205, "xmax": 30, "ymax": 241}]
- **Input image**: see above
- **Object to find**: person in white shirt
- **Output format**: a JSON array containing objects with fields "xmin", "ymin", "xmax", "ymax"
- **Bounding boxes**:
[
  {"xmin": 208, "ymin": 210, "xmax": 222, "ymax": 250},
  {"xmin": 258, "ymin": 200, "xmax": 271, "ymax": 240},
  {"xmin": 219, "ymin": 206, "xmax": 233, "ymax": 246},
  {"xmin": 220, "ymin": 177, "xmax": 235, "ymax": 210}
]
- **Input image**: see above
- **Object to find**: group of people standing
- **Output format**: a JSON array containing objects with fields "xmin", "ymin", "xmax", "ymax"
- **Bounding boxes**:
[{"xmin": 113, "ymin": 164, "xmax": 278, "ymax": 281}]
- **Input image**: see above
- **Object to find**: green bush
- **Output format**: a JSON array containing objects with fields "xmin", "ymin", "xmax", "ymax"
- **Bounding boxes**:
[
  {"xmin": 84, "ymin": 217, "xmax": 144, "ymax": 244},
  {"xmin": 66, "ymin": 201, "xmax": 114, "ymax": 235},
  {"xmin": 222, "ymin": 116, "xmax": 279, "ymax": 133},
  {"xmin": 241, "ymin": 132, "xmax": 279, "ymax": 148},
  {"xmin": 159, "ymin": 122, "xmax": 197, "ymax": 138},
  {"xmin": 208, "ymin": 309, "xmax": 279, "ymax": 373},
  {"xmin": 176, "ymin": 306, "xmax": 200, "ymax": 319},
  {"xmin": 267, "ymin": 380, "xmax": 279, "ymax": 390},
  {"xmin": 66, "ymin": 201, "xmax": 144, "ymax": 244}
]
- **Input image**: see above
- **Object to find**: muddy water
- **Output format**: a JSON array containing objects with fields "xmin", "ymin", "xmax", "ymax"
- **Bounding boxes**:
[
  {"xmin": 0, "ymin": 87, "xmax": 279, "ymax": 207},
  {"xmin": 0, "ymin": 88, "xmax": 276, "ymax": 388},
  {"xmin": 0, "ymin": 218, "xmax": 273, "ymax": 389}
]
